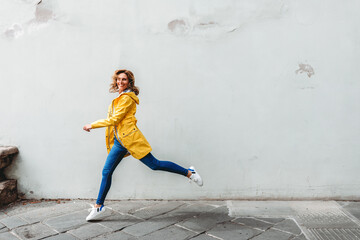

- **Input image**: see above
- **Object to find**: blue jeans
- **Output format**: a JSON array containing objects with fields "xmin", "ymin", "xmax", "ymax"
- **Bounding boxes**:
[{"xmin": 96, "ymin": 137, "xmax": 188, "ymax": 205}]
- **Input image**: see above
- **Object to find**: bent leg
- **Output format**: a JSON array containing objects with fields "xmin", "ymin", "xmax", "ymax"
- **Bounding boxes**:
[
  {"xmin": 96, "ymin": 141, "xmax": 128, "ymax": 205},
  {"xmin": 140, "ymin": 152, "xmax": 188, "ymax": 177}
]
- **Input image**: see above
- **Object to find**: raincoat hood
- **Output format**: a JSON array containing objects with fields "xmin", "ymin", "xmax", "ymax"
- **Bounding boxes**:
[{"xmin": 119, "ymin": 91, "xmax": 139, "ymax": 105}]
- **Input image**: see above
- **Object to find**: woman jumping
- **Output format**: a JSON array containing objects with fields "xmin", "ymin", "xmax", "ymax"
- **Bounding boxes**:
[{"xmin": 83, "ymin": 69, "xmax": 203, "ymax": 221}]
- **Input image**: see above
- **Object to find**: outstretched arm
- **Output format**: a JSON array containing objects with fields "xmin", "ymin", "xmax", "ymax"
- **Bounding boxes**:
[{"xmin": 83, "ymin": 96, "xmax": 134, "ymax": 132}]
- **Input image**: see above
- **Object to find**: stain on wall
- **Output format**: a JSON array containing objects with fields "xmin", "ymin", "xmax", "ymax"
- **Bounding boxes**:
[
  {"xmin": 1, "ymin": 0, "xmax": 56, "ymax": 40},
  {"xmin": 160, "ymin": 1, "xmax": 288, "ymax": 37},
  {"xmin": 295, "ymin": 63, "xmax": 315, "ymax": 78},
  {"xmin": 168, "ymin": 19, "xmax": 190, "ymax": 34},
  {"xmin": 34, "ymin": 1, "xmax": 54, "ymax": 23},
  {"xmin": 3, "ymin": 24, "xmax": 24, "ymax": 39}
]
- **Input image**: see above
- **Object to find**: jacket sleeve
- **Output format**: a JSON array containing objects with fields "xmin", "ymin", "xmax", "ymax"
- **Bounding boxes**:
[{"xmin": 91, "ymin": 96, "xmax": 134, "ymax": 129}]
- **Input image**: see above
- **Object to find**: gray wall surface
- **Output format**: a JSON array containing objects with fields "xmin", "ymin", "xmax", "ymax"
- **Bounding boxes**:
[{"xmin": 1, "ymin": 0, "xmax": 360, "ymax": 200}]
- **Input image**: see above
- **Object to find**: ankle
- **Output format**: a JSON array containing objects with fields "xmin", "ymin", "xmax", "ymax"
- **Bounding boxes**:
[{"xmin": 94, "ymin": 204, "xmax": 102, "ymax": 208}]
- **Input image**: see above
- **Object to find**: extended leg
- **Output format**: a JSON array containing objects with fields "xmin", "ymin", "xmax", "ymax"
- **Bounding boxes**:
[
  {"xmin": 140, "ymin": 152, "xmax": 189, "ymax": 176},
  {"xmin": 96, "ymin": 141, "xmax": 128, "ymax": 205}
]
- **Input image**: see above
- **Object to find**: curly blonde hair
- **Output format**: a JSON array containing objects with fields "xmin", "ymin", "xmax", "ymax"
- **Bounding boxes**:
[{"xmin": 109, "ymin": 69, "xmax": 140, "ymax": 95}]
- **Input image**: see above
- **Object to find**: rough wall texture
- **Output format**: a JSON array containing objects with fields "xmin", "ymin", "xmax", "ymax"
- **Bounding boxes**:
[{"xmin": 1, "ymin": 0, "xmax": 360, "ymax": 200}]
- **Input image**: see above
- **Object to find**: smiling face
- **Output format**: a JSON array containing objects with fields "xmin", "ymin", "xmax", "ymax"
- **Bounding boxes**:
[{"xmin": 116, "ymin": 73, "xmax": 129, "ymax": 93}]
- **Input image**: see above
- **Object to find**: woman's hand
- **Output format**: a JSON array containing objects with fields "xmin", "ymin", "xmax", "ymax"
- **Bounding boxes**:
[{"xmin": 83, "ymin": 124, "xmax": 92, "ymax": 132}]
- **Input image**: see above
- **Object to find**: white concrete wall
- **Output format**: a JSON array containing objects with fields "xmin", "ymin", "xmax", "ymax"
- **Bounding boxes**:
[{"xmin": 1, "ymin": 0, "xmax": 360, "ymax": 200}]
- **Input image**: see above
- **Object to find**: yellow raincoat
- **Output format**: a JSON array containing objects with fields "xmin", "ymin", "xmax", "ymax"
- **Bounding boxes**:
[{"xmin": 91, "ymin": 92, "xmax": 152, "ymax": 159}]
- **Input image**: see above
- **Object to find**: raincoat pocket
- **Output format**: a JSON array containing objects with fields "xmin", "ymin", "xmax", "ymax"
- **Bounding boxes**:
[
  {"xmin": 119, "ymin": 124, "xmax": 152, "ymax": 159},
  {"xmin": 121, "ymin": 126, "xmax": 138, "ymax": 138}
]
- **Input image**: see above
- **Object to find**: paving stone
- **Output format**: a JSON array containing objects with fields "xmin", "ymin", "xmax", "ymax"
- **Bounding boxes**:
[
  {"xmin": 307, "ymin": 228, "xmax": 334, "ymax": 239},
  {"xmin": 251, "ymin": 228, "xmax": 294, "ymax": 240},
  {"xmin": 67, "ymin": 223, "xmax": 112, "ymax": 239},
  {"xmin": 273, "ymin": 219, "xmax": 302, "ymax": 235},
  {"xmin": 1, "ymin": 200, "xmax": 356, "ymax": 240},
  {"xmin": 0, "ymin": 227, "xmax": 9, "ymax": 233},
  {"xmin": 0, "ymin": 216, "xmax": 28, "ymax": 229},
  {"xmin": 228, "ymin": 201, "xmax": 295, "ymax": 217},
  {"xmin": 108, "ymin": 200, "xmax": 160, "ymax": 215},
  {"xmin": 18, "ymin": 201, "xmax": 89, "ymax": 224},
  {"xmin": 100, "ymin": 212, "xmax": 143, "ymax": 231},
  {"xmin": 189, "ymin": 233, "xmax": 218, "ymax": 240},
  {"xmin": 291, "ymin": 233, "xmax": 308, "ymax": 240},
  {"xmin": 207, "ymin": 222, "xmax": 262, "ymax": 240},
  {"xmin": 338, "ymin": 201, "xmax": 360, "ymax": 221},
  {"xmin": 0, "ymin": 231, "xmax": 20, "ymax": 240},
  {"xmin": 2, "ymin": 201, "xmax": 61, "ymax": 217},
  {"xmin": 177, "ymin": 206, "xmax": 234, "ymax": 233},
  {"xmin": 309, "ymin": 228, "xmax": 360, "ymax": 240},
  {"xmin": 131, "ymin": 201, "xmax": 185, "ymax": 219},
  {"xmin": 136, "ymin": 203, "xmax": 215, "ymax": 226},
  {"xmin": 12, "ymin": 222, "xmax": 57, "ymax": 240},
  {"xmin": 0, "ymin": 211, "xmax": 7, "ymax": 219},
  {"xmin": 233, "ymin": 217, "xmax": 273, "ymax": 231},
  {"xmin": 43, "ymin": 233, "xmax": 79, "ymax": 240},
  {"xmin": 194, "ymin": 201, "xmax": 228, "ymax": 207},
  {"xmin": 44, "ymin": 210, "xmax": 89, "ymax": 232},
  {"xmin": 122, "ymin": 214, "xmax": 179, "ymax": 237},
  {"xmin": 256, "ymin": 217, "xmax": 285, "ymax": 224},
  {"xmin": 139, "ymin": 225, "xmax": 197, "ymax": 240},
  {"xmin": 292, "ymin": 201, "xmax": 358, "ymax": 229},
  {"xmin": 92, "ymin": 231, "xmax": 137, "ymax": 240},
  {"xmin": 167, "ymin": 203, "xmax": 217, "ymax": 219}
]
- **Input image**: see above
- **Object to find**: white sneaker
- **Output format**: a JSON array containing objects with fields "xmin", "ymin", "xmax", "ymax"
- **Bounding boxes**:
[
  {"xmin": 86, "ymin": 205, "xmax": 106, "ymax": 221},
  {"xmin": 189, "ymin": 166, "xmax": 203, "ymax": 187}
]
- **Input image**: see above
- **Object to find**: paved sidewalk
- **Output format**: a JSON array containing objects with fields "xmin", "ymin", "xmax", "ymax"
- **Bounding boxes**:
[{"xmin": 0, "ymin": 200, "xmax": 359, "ymax": 240}]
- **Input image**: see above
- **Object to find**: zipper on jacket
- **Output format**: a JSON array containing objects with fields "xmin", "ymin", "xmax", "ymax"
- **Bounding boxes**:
[
  {"xmin": 111, "ymin": 100, "xmax": 125, "ymax": 147},
  {"xmin": 113, "ymin": 127, "xmax": 123, "ymax": 146},
  {"xmin": 107, "ymin": 126, "xmax": 111, "ymax": 149}
]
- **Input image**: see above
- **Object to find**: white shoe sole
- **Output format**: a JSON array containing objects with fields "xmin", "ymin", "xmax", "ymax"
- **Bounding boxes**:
[{"xmin": 189, "ymin": 166, "xmax": 203, "ymax": 187}]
